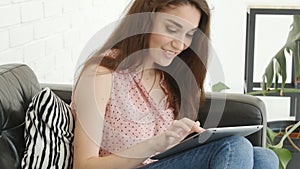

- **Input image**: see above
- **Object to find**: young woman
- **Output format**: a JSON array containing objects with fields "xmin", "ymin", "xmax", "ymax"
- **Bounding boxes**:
[{"xmin": 72, "ymin": 0, "xmax": 279, "ymax": 169}]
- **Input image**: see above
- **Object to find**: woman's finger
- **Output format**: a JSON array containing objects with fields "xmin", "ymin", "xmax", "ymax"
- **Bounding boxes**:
[{"xmin": 191, "ymin": 121, "xmax": 205, "ymax": 133}]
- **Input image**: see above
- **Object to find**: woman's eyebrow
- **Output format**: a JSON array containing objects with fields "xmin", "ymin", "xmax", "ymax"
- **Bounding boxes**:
[
  {"xmin": 189, "ymin": 28, "xmax": 198, "ymax": 32},
  {"xmin": 166, "ymin": 19, "xmax": 183, "ymax": 28}
]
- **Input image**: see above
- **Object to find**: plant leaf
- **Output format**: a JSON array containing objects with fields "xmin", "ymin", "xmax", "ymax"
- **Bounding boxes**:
[
  {"xmin": 259, "ymin": 15, "xmax": 300, "ymax": 95},
  {"xmin": 294, "ymin": 43, "xmax": 300, "ymax": 78},
  {"xmin": 268, "ymin": 147, "xmax": 292, "ymax": 169},
  {"xmin": 212, "ymin": 82, "xmax": 230, "ymax": 92},
  {"xmin": 266, "ymin": 127, "xmax": 278, "ymax": 145},
  {"xmin": 274, "ymin": 49, "xmax": 287, "ymax": 94},
  {"xmin": 285, "ymin": 15, "xmax": 300, "ymax": 78},
  {"xmin": 262, "ymin": 59, "xmax": 274, "ymax": 91}
]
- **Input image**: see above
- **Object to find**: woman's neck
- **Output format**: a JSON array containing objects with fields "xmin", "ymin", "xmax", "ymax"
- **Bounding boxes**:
[
  {"xmin": 141, "ymin": 68, "xmax": 156, "ymax": 78},
  {"xmin": 138, "ymin": 67, "xmax": 160, "ymax": 94}
]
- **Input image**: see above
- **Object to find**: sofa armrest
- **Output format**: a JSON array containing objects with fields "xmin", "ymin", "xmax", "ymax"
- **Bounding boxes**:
[
  {"xmin": 198, "ymin": 92, "xmax": 267, "ymax": 147},
  {"xmin": 40, "ymin": 83, "xmax": 72, "ymax": 104},
  {"xmin": 0, "ymin": 64, "xmax": 41, "ymax": 169}
]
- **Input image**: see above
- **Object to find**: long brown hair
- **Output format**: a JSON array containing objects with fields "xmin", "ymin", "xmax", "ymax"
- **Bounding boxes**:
[{"xmin": 81, "ymin": 0, "xmax": 210, "ymax": 120}]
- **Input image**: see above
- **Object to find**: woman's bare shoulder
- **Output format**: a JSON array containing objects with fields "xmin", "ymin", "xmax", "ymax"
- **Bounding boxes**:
[{"xmin": 96, "ymin": 65, "xmax": 112, "ymax": 76}]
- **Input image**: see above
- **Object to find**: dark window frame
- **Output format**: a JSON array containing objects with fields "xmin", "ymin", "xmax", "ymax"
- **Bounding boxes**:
[{"xmin": 244, "ymin": 8, "xmax": 300, "ymax": 120}]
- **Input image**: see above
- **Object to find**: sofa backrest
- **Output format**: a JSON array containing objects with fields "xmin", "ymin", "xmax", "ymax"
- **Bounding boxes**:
[
  {"xmin": 198, "ymin": 92, "xmax": 267, "ymax": 146},
  {"xmin": 0, "ymin": 64, "xmax": 41, "ymax": 169}
]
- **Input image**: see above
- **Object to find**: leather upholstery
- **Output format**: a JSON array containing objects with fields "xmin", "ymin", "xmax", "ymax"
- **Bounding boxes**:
[
  {"xmin": 0, "ymin": 64, "xmax": 40, "ymax": 169},
  {"xmin": 0, "ymin": 64, "xmax": 267, "ymax": 169},
  {"xmin": 198, "ymin": 92, "xmax": 266, "ymax": 146}
]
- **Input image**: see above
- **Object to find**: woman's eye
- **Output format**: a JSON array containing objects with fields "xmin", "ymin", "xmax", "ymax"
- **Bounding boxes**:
[
  {"xmin": 186, "ymin": 31, "xmax": 196, "ymax": 38},
  {"xmin": 166, "ymin": 26, "xmax": 178, "ymax": 33},
  {"xmin": 186, "ymin": 33, "xmax": 194, "ymax": 38}
]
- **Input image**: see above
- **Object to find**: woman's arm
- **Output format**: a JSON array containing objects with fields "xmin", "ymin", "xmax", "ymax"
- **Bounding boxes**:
[{"xmin": 73, "ymin": 66, "xmax": 154, "ymax": 169}]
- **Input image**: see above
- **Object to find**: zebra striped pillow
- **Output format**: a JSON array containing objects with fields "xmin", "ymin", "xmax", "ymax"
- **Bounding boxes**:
[{"xmin": 21, "ymin": 87, "xmax": 75, "ymax": 169}]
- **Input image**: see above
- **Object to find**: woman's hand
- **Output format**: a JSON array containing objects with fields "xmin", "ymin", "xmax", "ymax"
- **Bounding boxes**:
[{"xmin": 151, "ymin": 118, "xmax": 205, "ymax": 153}]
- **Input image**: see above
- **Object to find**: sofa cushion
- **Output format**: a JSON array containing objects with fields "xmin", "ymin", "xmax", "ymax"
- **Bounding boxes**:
[
  {"xmin": 0, "ymin": 64, "xmax": 41, "ymax": 169},
  {"xmin": 21, "ymin": 87, "xmax": 74, "ymax": 169}
]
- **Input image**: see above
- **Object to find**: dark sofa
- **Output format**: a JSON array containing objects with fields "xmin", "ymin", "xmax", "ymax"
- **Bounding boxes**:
[{"xmin": 0, "ymin": 64, "xmax": 267, "ymax": 169}]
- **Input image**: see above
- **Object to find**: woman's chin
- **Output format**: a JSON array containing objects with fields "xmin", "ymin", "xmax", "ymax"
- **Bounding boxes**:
[{"xmin": 156, "ymin": 60, "xmax": 174, "ymax": 67}]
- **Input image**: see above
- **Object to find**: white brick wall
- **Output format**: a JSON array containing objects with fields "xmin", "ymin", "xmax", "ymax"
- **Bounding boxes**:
[
  {"xmin": 0, "ymin": 0, "xmax": 131, "ymax": 84},
  {"xmin": 21, "ymin": 1, "xmax": 44, "ymax": 22},
  {"xmin": 0, "ymin": 0, "xmax": 11, "ymax": 6},
  {"xmin": 0, "ymin": 5, "xmax": 20, "ymax": 27},
  {"xmin": 34, "ymin": 18, "xmax": 56, "ymax": 39},
  {"xmin": 10, "ymin": 25, "xmax": 34, "ymax": 47},
  {"xmin": 44, "ymin": 0, "xmax": 62, "ymax": 18},
  {"xmin": 0, "ymin": 48, "xmax": 23, "ymax": 64},
  {"xmin": 23, "ymin": 40, "xmax": 45, "ymax": 62},
  {"xmin": 62, "ymin": 0, "xmax": 79, "ymax": 13},
  {"xmin": 0, "ymin": 30, "xmax": 9, "ymax": 51},
  {"xmin": 45, "ymin": 35, "xmax": 64, "ymax": 55}
]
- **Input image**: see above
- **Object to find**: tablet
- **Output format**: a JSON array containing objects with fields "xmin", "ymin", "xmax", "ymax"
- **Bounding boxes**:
[{"xmin": 150, "ymin": 125, "xmax": 263, "ymax": 160}]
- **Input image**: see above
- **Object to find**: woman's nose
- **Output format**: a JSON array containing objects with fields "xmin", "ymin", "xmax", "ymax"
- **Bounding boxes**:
[{"xmin": 171, "ymin": 39, "xmax": 185, "ymax": 51}]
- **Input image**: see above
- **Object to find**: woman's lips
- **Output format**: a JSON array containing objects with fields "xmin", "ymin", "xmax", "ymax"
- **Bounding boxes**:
[{"xmin": 164, "ymin": 50, "xmax": 177, "ymax": 59}]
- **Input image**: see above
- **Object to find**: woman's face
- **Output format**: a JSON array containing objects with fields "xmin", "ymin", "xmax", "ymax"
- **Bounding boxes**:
[{"xmin": 146, "ymin": 4, "xmax": 201, "ymax": 67}]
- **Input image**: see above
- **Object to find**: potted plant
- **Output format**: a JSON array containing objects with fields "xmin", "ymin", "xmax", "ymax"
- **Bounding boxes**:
[{"xmin": 248, "ymin": 14, "xmax": 300, "ymax": 169}]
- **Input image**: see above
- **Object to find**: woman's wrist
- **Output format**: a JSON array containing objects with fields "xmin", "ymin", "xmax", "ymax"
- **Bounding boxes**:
[{"xmin": 147, "ymin": 133, "xmax": 173, "ymax": 154}]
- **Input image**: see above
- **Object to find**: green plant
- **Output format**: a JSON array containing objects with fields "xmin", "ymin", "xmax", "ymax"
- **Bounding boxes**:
[
  {"xmin": 211, "ymin": 82, "xmax": 230, "ymax": 92},
  {"xmin": 248, "ymin": 14, "xmax": 300, "ymax": 169},
  {"xmin": 266, "ymin": 122, "xmax": 300, "ymax": 169}
]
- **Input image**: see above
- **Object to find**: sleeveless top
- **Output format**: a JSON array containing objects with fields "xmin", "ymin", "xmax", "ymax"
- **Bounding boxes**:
[{"xmin": 96, "ymin": 69, "xmax": 175, "ymax": 165}]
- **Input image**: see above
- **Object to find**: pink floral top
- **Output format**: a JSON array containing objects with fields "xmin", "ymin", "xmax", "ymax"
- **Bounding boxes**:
[{"xmin": 99, "ymin": 69, "xmax": 174, "ymax": 165}]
